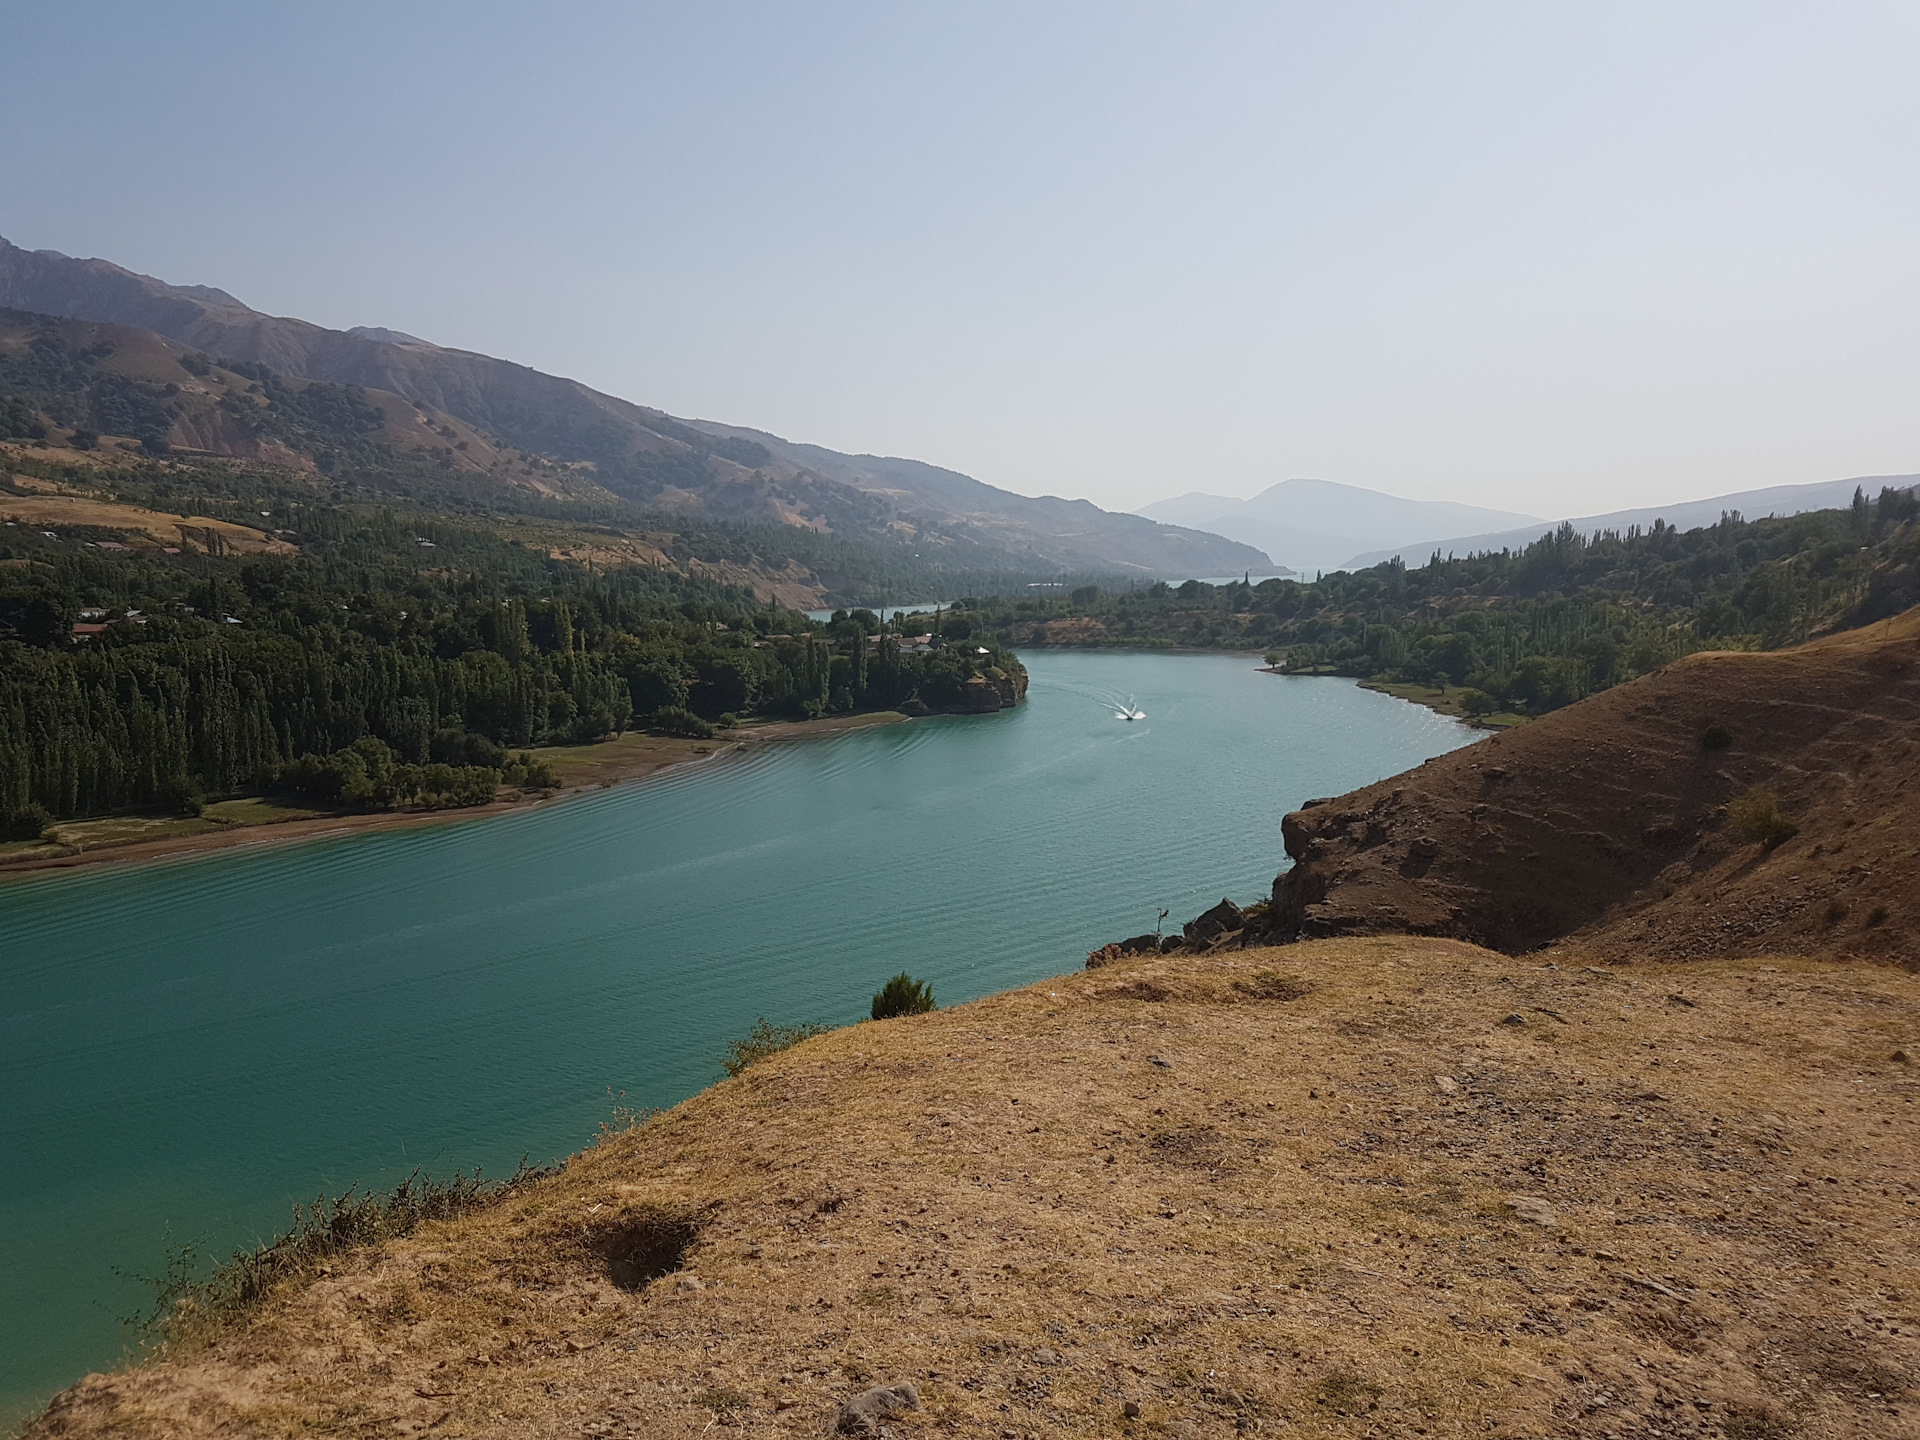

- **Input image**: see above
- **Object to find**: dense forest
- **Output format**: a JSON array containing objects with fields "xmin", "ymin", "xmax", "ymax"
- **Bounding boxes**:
[
  {"xmin": 0, "ymin": 473, "xmax": 1025, "ymax": 832},
  {"xmin": 960, "ymin": 485, "xmax": 1920, "ymax": 715}
]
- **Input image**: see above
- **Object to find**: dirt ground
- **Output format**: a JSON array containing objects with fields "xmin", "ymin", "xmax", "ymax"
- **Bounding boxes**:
[
  {"xmin": 0, "ymin": 483, "xmax": 295, "ymax": 554},
  {"xmin": 30, "ymin": 939, "xmax": 1919, "ymax": 1439}
]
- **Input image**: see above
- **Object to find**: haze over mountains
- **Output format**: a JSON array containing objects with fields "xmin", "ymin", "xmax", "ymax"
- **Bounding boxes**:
[
  {"xmin": 1343, "ymin": 474, "xmax": 1920, "ymax": 570},
  {"xmin": 0, "ymin": 237, "xmax": 1265, "ymax": 579},
  {"xmin": 1140, "ymin": 471, "xmax": 1920, "ymax": 577},
  {"xmin": 1136, "ymin": 479, "xmax": 1540, "ymax": 576}
]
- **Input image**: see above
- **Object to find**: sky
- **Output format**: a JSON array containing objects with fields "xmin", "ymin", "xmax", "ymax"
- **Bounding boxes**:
[{"xmin": 4, "ymin": 1, "xmax": 1920, "ymax": 517}]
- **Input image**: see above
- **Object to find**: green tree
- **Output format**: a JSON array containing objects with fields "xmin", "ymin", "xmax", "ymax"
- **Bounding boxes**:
[{"xmin": 871, "ymin": 972, "xmax": 936, "ymax": 1020}]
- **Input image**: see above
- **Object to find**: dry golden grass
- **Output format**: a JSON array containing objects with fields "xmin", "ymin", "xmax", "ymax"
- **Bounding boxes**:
[
  {"xmin": 29, "ymin": 939, "xmax": 1920, "ymax": 1439},
  {"xmin": 0, "ymin": 490, "xmax": 294, "ymax": 553}
]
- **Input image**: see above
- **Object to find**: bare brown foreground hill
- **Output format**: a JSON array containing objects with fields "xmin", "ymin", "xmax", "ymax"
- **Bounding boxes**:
[
  {"xmin": 30, "ymin": 941, "xmax": 1920, "ymax": 1440},
  {"xmin": 1226, "ymin": 609, "xmax": 1920, "ymax": 966}
]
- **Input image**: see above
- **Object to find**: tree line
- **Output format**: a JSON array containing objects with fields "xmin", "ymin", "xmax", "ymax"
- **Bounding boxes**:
[
  {"xmin": 958, "ymin": 486, "xmax": 1920, "ymax": 715},
  {"xmin": 0, "ymin": 495, "xmax": 1025, "ymax": 831}
]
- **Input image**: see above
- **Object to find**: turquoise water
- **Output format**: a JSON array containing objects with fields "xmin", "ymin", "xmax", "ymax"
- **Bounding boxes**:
[{"xmin": 0, "ymin": 650, "xmax": 1478, "ymax": 1424}]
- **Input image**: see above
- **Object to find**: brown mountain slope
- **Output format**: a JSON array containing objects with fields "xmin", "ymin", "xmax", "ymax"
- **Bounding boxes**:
[
  {"xmin": 27, "ymin": 940, "xmax": 1919, "ymax": 1439},
  {"xmin": 0, "ymin": 309, "xmax": 589, "ymax": 497},
  {"xmin": 0, "ymin": 239, "xmax": 1270, "ymax": 575},
  {"xmin": 1219, "ymin": 609, "xmax": 1920, "ymax": 966}
]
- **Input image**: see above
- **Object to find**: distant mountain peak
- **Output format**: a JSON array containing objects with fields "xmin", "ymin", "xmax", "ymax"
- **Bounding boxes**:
[
  {"xmin": 1134, "ymin": 477, "xmax": 1540, "ymax": 576},
  {"xmin": 175, "ymin": 283, "xmax": 248, "ymax": 308},
  {"xmin": 347, "ymin": 325, "xmax": 431, "ymax": 347}
]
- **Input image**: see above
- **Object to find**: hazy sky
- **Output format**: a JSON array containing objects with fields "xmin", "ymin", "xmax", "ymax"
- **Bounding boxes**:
[{"xmin": 5, "ymin": 2, "xmax": 1919, "ymax": 516}]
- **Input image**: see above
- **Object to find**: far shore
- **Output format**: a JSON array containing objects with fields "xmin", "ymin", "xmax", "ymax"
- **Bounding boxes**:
[{"xmin": 0, "ymin": 711, "xmax": 910, "ymax": 880}]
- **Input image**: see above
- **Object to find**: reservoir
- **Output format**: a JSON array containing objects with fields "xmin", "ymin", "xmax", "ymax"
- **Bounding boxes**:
[{"xmin": 0, "ymin": 650, "xmax": 1477, "ymax": 1424}]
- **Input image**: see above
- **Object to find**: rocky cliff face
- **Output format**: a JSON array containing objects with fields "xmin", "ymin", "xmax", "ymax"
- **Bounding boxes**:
[
  {"xmin": 1128, "ymin": 608, "xmax": 1920, "ymax": 968},
  {"xmin": 954, "ymin": 662, "xmax": 1029, "ymax": 712}
]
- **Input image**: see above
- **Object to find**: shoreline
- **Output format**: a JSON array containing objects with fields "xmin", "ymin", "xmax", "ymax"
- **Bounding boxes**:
[{"xmin": 0, "ymin": 710, "xmax": 911, "ymax": 881}]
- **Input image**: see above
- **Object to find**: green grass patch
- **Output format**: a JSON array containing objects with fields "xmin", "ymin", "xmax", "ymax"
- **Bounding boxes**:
[
  {"xmin": 721, "ymin": 1017, "xmax": 836, "ymax": 1076},
  {"xmin": 201, "ymin": 796, "xmax": 330, "ymax": 825},
  {"xmin": 1359, "ymin": 680, "xmax": 1527, "ymax": 728}
]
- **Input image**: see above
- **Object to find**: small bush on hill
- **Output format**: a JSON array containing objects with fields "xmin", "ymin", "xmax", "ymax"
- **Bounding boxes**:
[
  {"xmin": 130, "ymin": 1163, "xmax": 550, "ymax": 1348},
  {"xmin": 720, "ymin": 1017, "xmax": 833, "ymax": 1076},
  {"xmin": 1728, "ymin": 787, "xmax": 1797, "ymax": 848},
  {"xmin": 1701, "ymin": 723, "xmax": 1734, "ymax": 750},
  {"xmin": 871, "ymin": 972, "xmax": 937, "ymax": 1019}
]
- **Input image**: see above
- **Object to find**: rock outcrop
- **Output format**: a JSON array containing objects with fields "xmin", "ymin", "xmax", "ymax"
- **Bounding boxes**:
[{"xmin": 1139, "ymin": 608, "xmax": 1920, "ymax": 966}]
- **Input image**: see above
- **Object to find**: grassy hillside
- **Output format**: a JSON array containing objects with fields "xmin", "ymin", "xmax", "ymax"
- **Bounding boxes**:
[{"xmin": 27, "ymin": 939, "xmax": 1917, "ymax": 1439}]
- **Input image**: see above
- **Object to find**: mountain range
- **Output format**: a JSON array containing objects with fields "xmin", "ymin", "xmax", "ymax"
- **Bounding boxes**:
[
  {"xmin": 1134, "ymin": 478, "xmax": 1540, "ymax": 576},
  {"xmin": 0, "ymin": 236, "xmax": 1266, "ymax": 579},
  {"xmin": 1341, "ymin": 475, "xmax": 1920, "ymax": 569}
]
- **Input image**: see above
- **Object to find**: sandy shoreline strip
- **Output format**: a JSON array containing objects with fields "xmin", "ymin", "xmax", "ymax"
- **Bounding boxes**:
[{"xmin": 0, "ymin": 711, "xmax": 910, "ymax": 880}]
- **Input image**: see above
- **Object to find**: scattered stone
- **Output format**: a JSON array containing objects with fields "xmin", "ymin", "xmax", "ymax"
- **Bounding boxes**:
[
  {"xmin": 672, "ymin": 1275, "xmax": 706, "ymax": 1294},
  {"xmin": 1506, "ymin": 1196, "xmax": 1559, "ymax": 1227},
  {"xmin": 1031, "ymin": 1346, "xmax": 1060, "ymax": 1365},
  {"xmin": 833, "ymin": 1382, "xmax": 921, "ymax": 1436},
  {"xmin": 1123, "ymin": 1399, "xmax": 1142, "ymax": 1419},
  {"xmin": 1500, "ymin": 1012, "xmax": 1527, "ymax": 1026},
  {"xmin": 1148, "ymin": 1055, "xmax": 1173, "ymax": 1069},
  {"xmin": 1433, "ymin": 1075, "xmax": 1458, "ymax": 1095},
  {"xmin": 1895, "ymin": 1048, "xmax": 1913, "ymax": 1065},
  {"xmin": 1409, "ymin": 835, "xmax": 1439, "ymax": 860},
  {"xmin": 1183, "ymin": 898, "xmax": 1246, "ymax": 947}
]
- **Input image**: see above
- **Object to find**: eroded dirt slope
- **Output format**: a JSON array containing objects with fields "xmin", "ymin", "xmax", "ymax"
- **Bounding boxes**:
[
  {"xmin": 31, "ymin": 940, "xmax": 1920, "ymax": 1439},
  {"xmin": 1241, "ymin": 609, "xmax": 1920, "ymax": 965}
]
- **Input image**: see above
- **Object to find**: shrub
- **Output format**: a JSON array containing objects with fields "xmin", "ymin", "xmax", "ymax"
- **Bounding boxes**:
[
  {"xmin": 501, "ymin": 752, "xmax": 558, "ymax": 789},
  {"xmin": 1727, "ymin": 788, "xmax": 1797, "ymax": 848},
  {"xmin": 1701, "ymin": 723, "xmax": 1734, "ymax": 751},
  {"xmin": 720, "ymin": 1017, "xmax": 833, "ymax": 1076},
  {"xmin": 652, "ymin": 706, "xmax": 715, "ymax": 739},
  {"xmin": 871, "ymin": 972, "xmax": 937, "ymax": 1020},
  {"xmin": 1457, "ymin": 688, "xmax": 1498, "ymax": 717},
  {"xmin": 1, "ymin": 802, "xmax": 52, "ymax": 840},
  {"xmin": 129, "ymin": 1163, "xmax": 550, "ymax": 1348},
  {"xmin": 154, "ymin": 776, "xmax": 204, "ymax": 816}
]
